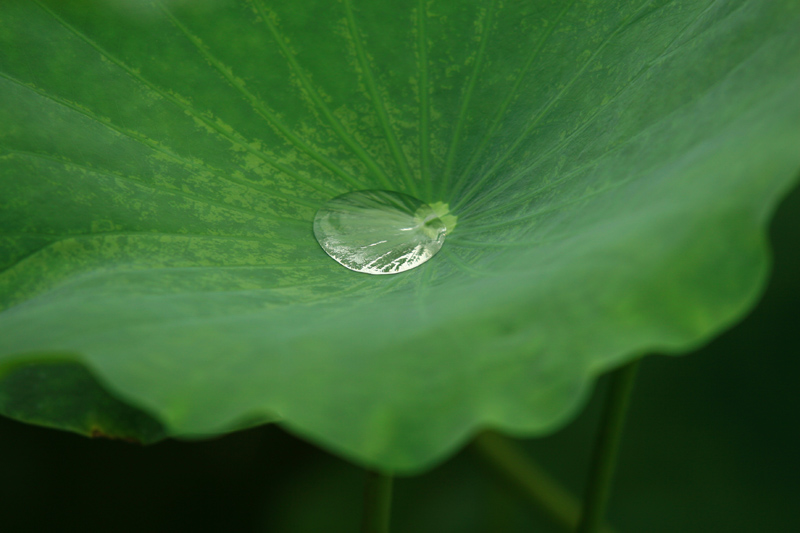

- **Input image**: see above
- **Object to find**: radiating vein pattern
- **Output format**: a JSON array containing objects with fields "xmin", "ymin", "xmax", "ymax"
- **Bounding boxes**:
[
  {"xmin": 29, "ymin": 0, "xmax": 343, "ymax": 200},
  {"xmin": 0, "ymin": 0, "xmax": 798, "ymax": 470},
  {"xmin": 250, "ymin": 0, "xmax": 395, "ymax": 191},
  {"xmin": 2, "ymin": 0, "xmax": 798, "ymax": 299}
]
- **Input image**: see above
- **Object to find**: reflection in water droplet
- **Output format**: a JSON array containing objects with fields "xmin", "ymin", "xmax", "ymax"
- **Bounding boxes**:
[{"xmin": 313, "ymin": 190, "xmax": 454, "ymax": 275}]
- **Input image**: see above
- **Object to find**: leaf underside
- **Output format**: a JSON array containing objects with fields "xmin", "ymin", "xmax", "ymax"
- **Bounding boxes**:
[{"xmin": 0, "ymin": 0, "xmax": 798, "ymax": 471}]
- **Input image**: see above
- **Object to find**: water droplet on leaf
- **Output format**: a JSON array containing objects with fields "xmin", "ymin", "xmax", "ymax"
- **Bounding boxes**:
[{"xmin": 313, "ymin": 190, "xmax": 455, "ymax": 275}]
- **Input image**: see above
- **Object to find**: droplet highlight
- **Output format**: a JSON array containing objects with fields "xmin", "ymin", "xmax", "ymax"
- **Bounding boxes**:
[{"xmin": 313, "ymin": 190, "xmax": 455, "ymax": 275}]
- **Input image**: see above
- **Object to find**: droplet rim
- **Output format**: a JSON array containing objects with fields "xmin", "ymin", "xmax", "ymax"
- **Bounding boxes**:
[{"xmin": 312, "ymin": 190, "xmax": 454, "ymax": 275}]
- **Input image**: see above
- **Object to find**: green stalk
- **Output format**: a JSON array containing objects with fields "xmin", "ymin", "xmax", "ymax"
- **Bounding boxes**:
[
  {"xmin": 577, "ymin": 359, "xmax": 641, "ymax": 533},
  {"xmin": 472, "ymin": 431, "xmax": 616, "ymax": 533},
  {"xmin": 361, "ymin": 470, "xmax": 393, "ymax": 533}
]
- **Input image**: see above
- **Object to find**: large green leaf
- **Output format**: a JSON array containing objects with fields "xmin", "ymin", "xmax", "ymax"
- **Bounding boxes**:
[{"xmin": 1, "ymin": 0, "xmax": 798, "ymax": 472}]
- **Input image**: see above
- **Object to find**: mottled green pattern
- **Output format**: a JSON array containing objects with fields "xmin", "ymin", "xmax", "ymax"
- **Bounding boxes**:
[{"xmin": 0, "ymin": 0, "xmax": 798, "ymax": 471}]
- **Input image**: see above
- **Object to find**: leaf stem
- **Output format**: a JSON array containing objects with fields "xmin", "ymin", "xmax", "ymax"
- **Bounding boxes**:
[
  {"xmin": 577, "ymin": 359, "xmax": 641, "ymax": 533},
  {"xmin": 472, "ymin": 431, "xmax": 616, "ymax": 533},
  {"xmin": 361, "ymin": 469, "xmax": 393, "ymax": 533}
]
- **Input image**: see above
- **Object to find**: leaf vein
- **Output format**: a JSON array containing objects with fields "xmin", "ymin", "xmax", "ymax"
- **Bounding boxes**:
[
  {"xmin": 2, "ymin": 149, "xmax": 307, "ymax": 226},
  {"xmin": 450, "ymin": 0, "xmax": 579, "ymax": 197},
  {"xmin": 32, "ymin": 0, "xmax": 340, "ymax": 198},
  {"xmin": 460, "ymin": 0, "xmax": 759, "ymax": 222},
  {"xmin": 416, "ymin": 0, "xmax": 432, "ymax": 199},
  {"xmin": 250, "ymin": 0, "xmax": 394, "ymax": 190},
  {"xmin": 453, "ymin": 0, "xmax": 656, "ymax": 211},
  {"xmin": 158, "ymin": 2, "xmax": 364, "ymax": 191},
  {"xmin": 343, "ymin": 0, "xmax": 416, "ymax": 194},
  {"xmin": 459, "ymin": 0, "xmax": 722, "ymax": 219},
  {"xmin": 0, "ymin": 72, "xmax": 321, "ymax": 211},
  {"xmin": 440, "ymin": 0, "xmax": 498, "ymax": 196}
]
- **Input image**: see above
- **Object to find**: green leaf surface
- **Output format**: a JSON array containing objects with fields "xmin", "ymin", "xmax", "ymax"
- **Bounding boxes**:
[
  {"xmin": 1, "ymin": 0, "xmax": 798, "ymax": 472},
  {"xmin": 0, "ymin": 361, "xmax": 166, "ymax": 444}
]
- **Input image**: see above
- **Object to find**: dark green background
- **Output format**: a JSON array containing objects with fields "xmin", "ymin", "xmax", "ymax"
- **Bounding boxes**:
[{"xmin": 1, "ymin": 180, "xmax": 797, "ymax": 532}]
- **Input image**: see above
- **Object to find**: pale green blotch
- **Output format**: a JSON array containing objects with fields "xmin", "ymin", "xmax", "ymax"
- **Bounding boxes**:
[
  {"xmin": 428, "ymin": 201, "xmax": 458, "ymax": 233},
  {"xmin": 313, "ymin": 190, "xmax": 456, "ymax": 275}
]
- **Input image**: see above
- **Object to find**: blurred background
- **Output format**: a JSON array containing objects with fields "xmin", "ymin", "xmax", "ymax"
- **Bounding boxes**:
[{"xmin": 1, "ymin": 180, "xmax": 798, "ymax": 532}]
